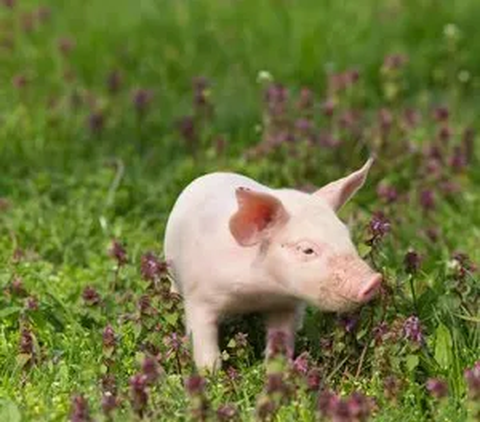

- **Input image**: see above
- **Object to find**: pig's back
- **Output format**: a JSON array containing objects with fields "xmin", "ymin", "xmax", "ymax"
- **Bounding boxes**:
[{"xmin": 164, "ymin": 172, "xmax": 269, "ymax": 293}]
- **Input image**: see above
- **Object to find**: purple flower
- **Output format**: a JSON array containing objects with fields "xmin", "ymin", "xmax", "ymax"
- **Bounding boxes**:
[
  {"xmin": 296, "ymin": 87, "xmax": 314, "ymax": 111},
  {"xmin": 12, "ymin": 74, "xmax": 28, "ymax": 89},
  {"xmin": 404, "ymin": 250, "xmax": 422, "ymax": 275},
  {"xmin": 433, "ymin": 106, "xmax": 449, "ymax": 122},
  {"xmin": 419, "ymin": 190, "xmax": 435, "ymax": 212},
  {"xmin": 103, "ymin": 324, "xmax": 116, "ymax": 350},
  {"xmin": 1, "ymin": 0, "xmax": 15, "ymax": 9},
  {"xmin": 321, "ymin": 98, "xmax": 335, "ymax": 117},
  {"xmin": 378, "ymin": 108, "xmax": 393, "ymax": 132},
  {"xmin": 319, "ymin": 337, "xmax": 333, "ymax": 353},
  {"xmin": 426, "ymin": 378, "xmax": 448, "ymax": 399},
  {"xmin": 295, "ymin": 118, "xmax": 313, "ymax": 137},
  {"xmin": 373, "ymin": 321, "xmax": 389, "ymax": 345},
  {"xmin": 438, "ymin": 125, "xmax": 452, "ymax": 142},
  {"xmin": 346, "ymin": 392, "xmax": 371, "ymax": 420},
  {"xmin": 292, "ymin": 351, "xmax": 310, "ymax": 375},
  {"xmin": 142, "ymin": 356, "xmax": 161, "ymax": 385},
  {"xmin": 11, "ymin": 277, "xmax": 27, "ymax": 296},
  {"xmin": 339, "ymin": 314, "xmax": 359, "ymax": 333},
  {"xmin": 376, "ymin": 183, "xmax": 399, "ymax": 204},
  {"xmin": 403, "ymin": 108, "xmax": 421, "ymax": 128},
  {"xmin": 132, "ymin": 89, "xmax": 154, "ymax": 115},
  {"xmin": 306, "ymin": 368, "xmax": 322, "ymax": 391},
  {"xmin": 465, "ymin": 361, "xmax": 480, "ymax": 399},
  {"xmin": 338, "ymin": 110, "xmax": 359, "ymax": 130},
  {"xmin": 137, "ymin": 294, "xmax": 152, "ymax": 316},
  {"xmin": 109, "ymin": 239, "xmax": 127, "ymax": 266},
  {"xmin": 368, "ymin": 212, "xmax": 391, "ymax": 243},
  {"xmin": 25, "ymin": 296, "xmax": 39, "ymax": 311},
  {"xmin": 317, "ymin": 389, "xmax": 339, "ymax": 417},
  {"xmin": 216, "ymin": 404, "xmax": 238, "ymax": 421},
  {"xmin": 425, "ymin": 227, "xmax": 440, "ymax": 242},
  {"xmin": 129, "ymin": 374, "xmax": 148, "ymax": 417},
  {"xmin": 70, "ymin": 395, "xmax": 91, "ymax": 422},
  {"xmin": 19, "ymin": 327, "xmax": 34, "ymax": 355},
  {"xmin": 101, "ymin": 374, "xmax": 117, "ymax": 394},
  {"xmin": 58, "ymin": 37, "xmax": 75, "ymax": 56},
  {"xmin": 177, "ymin": 115, "xmax": 197, "ymax": 143},
  {"xmin": 140, "ymin": 252, "xmax": 166, "ymax": 281},
  {"xmin": 450, "ymin": 146, "xmax": 467, "ymax": 172},
  {"xmin": 264, "ymin": 83, "xmax": 289, "ymax": 117},
  {"xmin": 226, "ymin": 366, "xmax": 240, "ymax": 382},
  {"xmin": 403, "ymin": 315, "xmax": 424, "ymax": 344},
  {"xmin": 82, "ymin": 286, "xmax": 101, "ymax": 306},
  {"xmin": 185, "ymin": 374, "xmax": 206, "ymax": 396},
  {"xmin": 87, "ymin": 111, "xmax": 105, "ymax": 135},
  {"xmin": 106, "ymin": 70, "xmax": 122, "ymax": 94},
  {"xmin": 101, "ymin": 392, "xmax": 118, "ymax": 416}
]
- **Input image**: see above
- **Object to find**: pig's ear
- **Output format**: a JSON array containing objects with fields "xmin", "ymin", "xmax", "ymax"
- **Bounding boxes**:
[
  {"xmin": 229, "ymin": 187, "xmax": 289, "ymax": 246},
  {"xmin": 314, "ymin": 158, "xmax": 374, "ymax": 211}
]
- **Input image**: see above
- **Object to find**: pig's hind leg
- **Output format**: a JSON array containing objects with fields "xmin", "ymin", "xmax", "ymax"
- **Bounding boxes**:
[{"xmin": 185, "ymin": 301, "xmax": 221, "ymax": 372}]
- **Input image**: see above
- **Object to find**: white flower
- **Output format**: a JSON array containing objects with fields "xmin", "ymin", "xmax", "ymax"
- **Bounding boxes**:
[
  {"xmin": 443, "ymin": 23, "xmax": 460, "ymax": 40},
  {"xmin": 458, "ymin": 70, "xmax": 470, "ymax": 83},
  {"xmin": 257, "ymin": 70, "xmax": 273, "ymax": 84}
]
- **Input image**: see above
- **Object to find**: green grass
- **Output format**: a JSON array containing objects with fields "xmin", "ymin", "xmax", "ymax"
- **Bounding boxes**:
[{"xmin": 1, "ymin": 0, "xmax": 480, "ymax": 420}]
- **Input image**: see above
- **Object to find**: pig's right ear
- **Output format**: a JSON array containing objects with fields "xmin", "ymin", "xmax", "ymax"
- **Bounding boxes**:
[{"xmin": 229, "ymin": 188, "xmax": 289, "ymax": 247}]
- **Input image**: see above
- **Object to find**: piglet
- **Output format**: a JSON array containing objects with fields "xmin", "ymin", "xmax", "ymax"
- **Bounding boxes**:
[{"xmin": 164, "ymin": 158, "xmax": 381, "ymax": 371}]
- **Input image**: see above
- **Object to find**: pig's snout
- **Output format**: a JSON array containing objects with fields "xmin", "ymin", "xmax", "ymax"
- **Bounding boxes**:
[{"xmin": 357, "ymin": 273, "xmax": 382, "ymax": 302}]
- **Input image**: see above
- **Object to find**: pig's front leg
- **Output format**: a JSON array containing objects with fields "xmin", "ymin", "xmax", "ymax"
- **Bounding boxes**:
[
  {"xmin": 185, "ymin": 302, "xmax": 221, "ymax": 372},
  {"xmin": 264, "ymin": 308, "xmax": 298, "ymax": 360}
]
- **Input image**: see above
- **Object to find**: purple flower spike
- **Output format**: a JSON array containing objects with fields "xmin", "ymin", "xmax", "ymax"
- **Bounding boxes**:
[
  {"xmin": 403, "ymin": 315, "xmax": 424, "ymax": 344},
  {"xmin": 70, "ymin": 395, "xmax": 91, "ymax": 422},
  {"xmin": 464, "ymin": 361, "xmax": 480, "ymax": 399},
  {"xmin": 109, "ymin": 239, "xmax": 127, "ymax": 266},
  {"xmin": 185, "ymin": 374, "xmax": 206, "ymax": 396},
  {"xmin": 129, "ymin": 374, "xmax": 148, "ymax": 417},
  {"xmin": 404, "ymin": 250, "xmax": 422, "ymax": 275},
  {"xmin": 426, "ymin": 378, "xmax": 448, "ymax": 399},
  {"xmin": 82, "ymin": 286, "xmax": 101, "ymax": 306},
  {"xmin": 103, "ymin": 324, "xmax": 116, "ymax": 350}
]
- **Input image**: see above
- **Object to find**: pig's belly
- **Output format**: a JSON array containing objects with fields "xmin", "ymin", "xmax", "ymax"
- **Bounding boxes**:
[{"xmin": 214, "ymin": 279, "xmax": 299, "ymax": 315}]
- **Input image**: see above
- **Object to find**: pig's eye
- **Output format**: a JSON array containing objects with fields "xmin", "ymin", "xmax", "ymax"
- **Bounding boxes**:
[{"xmin": 292, "ymin": 241, "xmax": 320, "ymax": 259}]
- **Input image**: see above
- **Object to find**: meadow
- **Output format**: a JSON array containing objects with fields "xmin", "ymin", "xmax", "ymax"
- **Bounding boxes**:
[{"xmin": 1, "ymin": 0, "xmax": 480, "ymax": 420}]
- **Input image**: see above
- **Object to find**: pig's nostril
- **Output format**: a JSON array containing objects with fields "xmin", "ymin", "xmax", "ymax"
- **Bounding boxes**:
[{"xmin": 358, "ymin": 274, "xmax": 382, "ymax": 302}]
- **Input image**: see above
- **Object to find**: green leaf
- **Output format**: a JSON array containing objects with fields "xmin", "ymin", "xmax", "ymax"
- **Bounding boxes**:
[
  {"xmin": 434, "ymin": 323, "xmax": 453, "ymax": 369},
  {"xmin": 358, "ymin": 243, "xmax": 372, "ymax": 259},
  {"xmin": 0, "ymin": 307, "xmax": 21, "ymax": 319},
  {"xmin": 164, "ymin": 313, "xmax": 179, "ymax": 327},
  {"xmin": 0, "ymin": 400, "xmax": 21, "ymax": 422},
  {"xmin": 406, "ymin": 354, "xmax": 419, "ymax": 371}
]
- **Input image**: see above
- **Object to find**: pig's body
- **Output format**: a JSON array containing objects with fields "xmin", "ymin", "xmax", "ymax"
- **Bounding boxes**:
[
  {"xmin": 164, "ymin": 161, "xmax": 381, "ymax": 371},
  {"xmin": 165, "ymin": 173, "xmax": 310, "ymax": 314}
]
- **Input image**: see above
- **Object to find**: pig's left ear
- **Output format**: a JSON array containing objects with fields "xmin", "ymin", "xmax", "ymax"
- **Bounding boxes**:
[
  {"xmin": 314, "ymin": 158, "xmax": 374, "ymax": 211},
  {"xmin": 229, "ymin": 187, "xmax": 289, "ymax": 247}
]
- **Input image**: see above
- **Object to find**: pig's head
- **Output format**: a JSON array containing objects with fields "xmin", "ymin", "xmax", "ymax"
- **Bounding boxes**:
[{"xmin": 229, "ymin": 158, "xmax": 382, "ymax": 313}]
